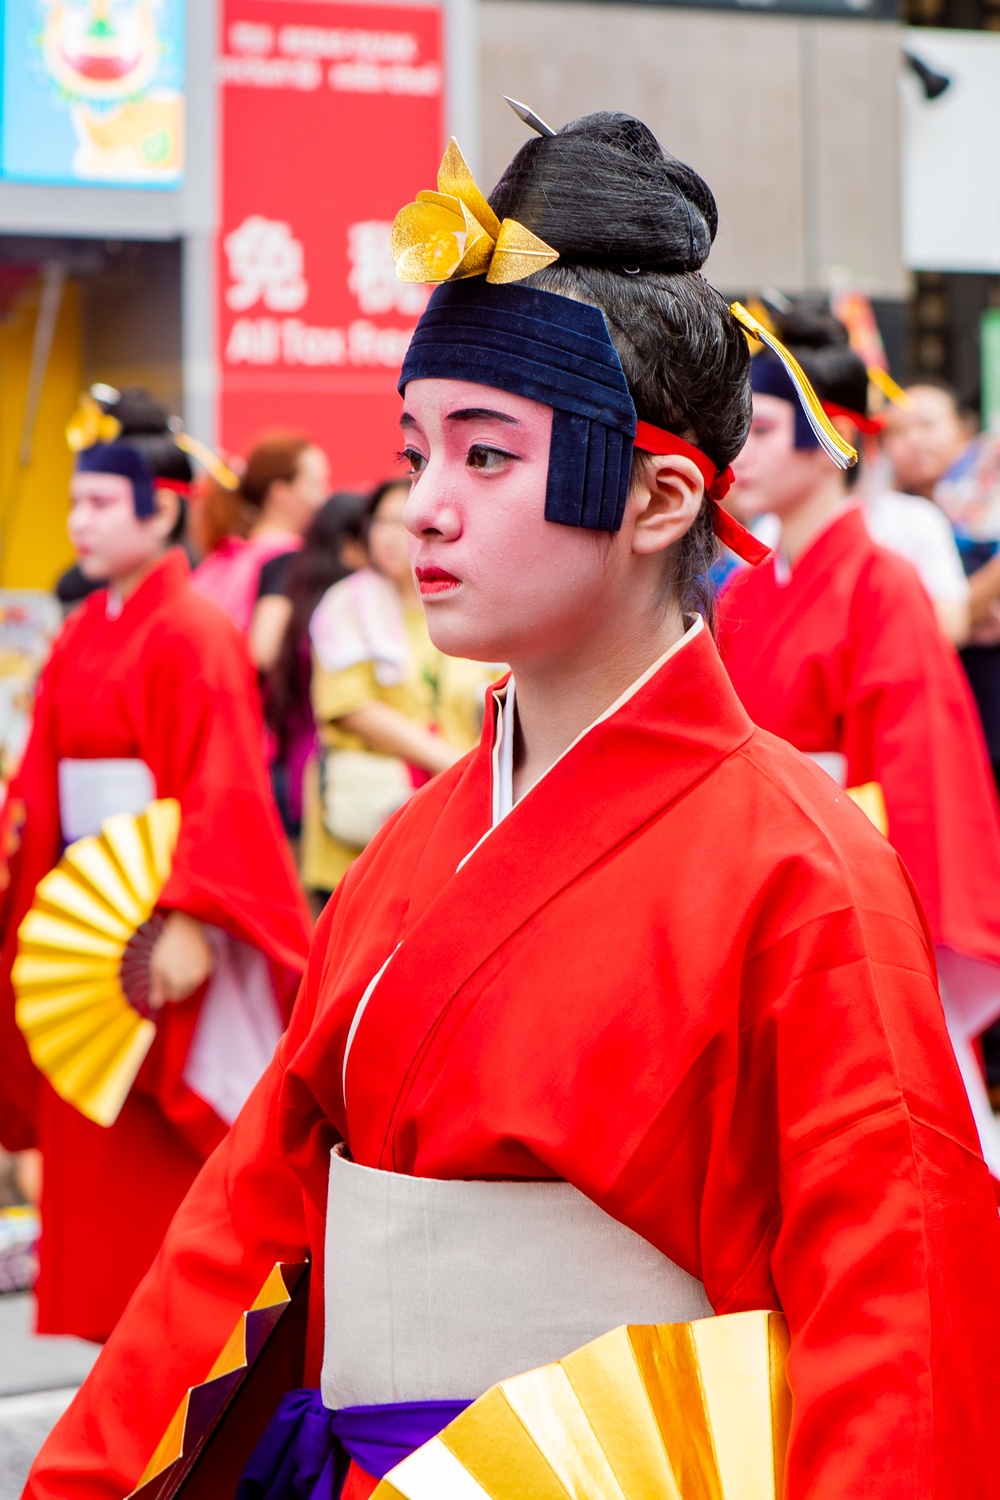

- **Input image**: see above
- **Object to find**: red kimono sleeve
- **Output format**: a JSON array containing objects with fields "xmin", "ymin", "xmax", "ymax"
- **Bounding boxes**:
[
  {"xmin": 139, "ymin": 613, "xmax": 310, "ymax": 978},
  {"xmin": 24, "ymin": 1058, "xmax": 308, "ymax": 1500},
  {"xmin": 22, "ymin": 897, "xmax": 340, "ymax": 1500},
  {"xmin": 840, "ymin": 551, "xmax": 1000, "ymax": 959},
  {"xmin": 727, "ymin": 895, "xmax": 999, "ymax": 1495},
  {"xmin": 0, "ymin": 646, "xmax": 65, "ymax": 1149},
  {"xmin": 123, "ymin": 615, "xmax": 310, "ymax": 1156}
]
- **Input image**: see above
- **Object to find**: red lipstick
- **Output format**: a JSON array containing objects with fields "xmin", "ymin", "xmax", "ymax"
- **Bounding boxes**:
[{"xmin": 415, "ymin": 565, "xmax": 460, "ymax": 597}]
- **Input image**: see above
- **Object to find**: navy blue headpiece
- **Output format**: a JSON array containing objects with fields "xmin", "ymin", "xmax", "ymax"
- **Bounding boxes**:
[
  {"xmin": 74, "ymin": 443, "xmax": 157, "ymax": 516},
  {"xmin": 750, "ymin": 355, "xmax": 819, "ymax": 451},
  {"xmin": 399, "ymin": 280, "xmax": 638, "ymax": 532}
]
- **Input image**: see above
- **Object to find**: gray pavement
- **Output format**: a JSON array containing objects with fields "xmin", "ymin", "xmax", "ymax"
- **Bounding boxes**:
[{"xmin": 0, "ymin": 1295, "xmax": 98, "ymax": 1500}]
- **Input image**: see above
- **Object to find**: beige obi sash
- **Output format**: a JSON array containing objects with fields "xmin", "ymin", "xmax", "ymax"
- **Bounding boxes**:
[
  {"xmin": 58, "ymin": 757, "xmax": 156, "ymax": 842},
  {"xmin": 321, "ymin": 1145, "xmax": 713, "ymax": 1409}
]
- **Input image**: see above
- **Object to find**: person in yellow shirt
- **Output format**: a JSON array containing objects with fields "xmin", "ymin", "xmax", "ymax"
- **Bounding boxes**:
[{"xmin": 301, "ymin": 478, "xmax": 496, "ymax": 896}]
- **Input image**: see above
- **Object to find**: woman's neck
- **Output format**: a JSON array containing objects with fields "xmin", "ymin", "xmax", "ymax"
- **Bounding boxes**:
[
  {"xmin": 510, "ymin": 599, "xmax": 687, "ymax": 802},
  {"xmin": 779, "ymin": 473, "xmax": 850, "ymax": 564},
  {"xmin": 250, "ymin": 507, "xmax": 299, "ymax": 540},
  {"xmin": 109, "ymin": 548, "xmax": 169, "ymax": 603}
]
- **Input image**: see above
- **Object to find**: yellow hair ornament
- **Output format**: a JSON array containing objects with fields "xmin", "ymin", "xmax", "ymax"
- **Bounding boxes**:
[
  {"xmin": 65, "ymin": 393, "xmax": 122, "ymax": 453},
  {"xmin": 730, "ymin": 302, "xmax": 858, "ymax": 470},
  {"xmin": 174, "ymin": 431, "xmax": 241, "ymax": 491},
  {"xmin": 391, "ymin": 139, "xmax": 559, "ymax": 287},
  {"xmin": 867, "ymin": 365, "xmax": 911, "ymax": 409},
  {"xmin": 66, "ymin": 388, "xmax": 239, "ymax": 492}
]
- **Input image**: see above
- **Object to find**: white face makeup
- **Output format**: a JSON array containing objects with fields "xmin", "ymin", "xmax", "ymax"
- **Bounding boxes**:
[
  {"xmin": 367, "ymin": 483, "xmax": 413, "ymax": 589},
  {"xmin": 400, "ymin": 378, "xmax": 647, "ymax": 666},
  {"xmin": 731, "ymin": 393, "xmax": 832, "ymax": 520},
  {"xmin": 68, "ymin": 472, "xmax": 174, "ymax": 582}
]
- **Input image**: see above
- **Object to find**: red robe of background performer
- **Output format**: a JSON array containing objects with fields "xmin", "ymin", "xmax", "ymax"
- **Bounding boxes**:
[
  {"xmin": 0, "ymin": 550, "xmax": 310, "ymax": 1340},
  {"xmin": 717, "ymin": 505, "xmax": 1000, "ymax": 968},
  {"xmin": 26, "ymin": 625, "xmax": 1000, "ymax": 1500}
]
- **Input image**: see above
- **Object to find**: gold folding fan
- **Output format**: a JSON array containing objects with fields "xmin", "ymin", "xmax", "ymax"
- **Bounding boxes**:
[
  {"xmin": 375, "ymin": 1310, "xmax": 791, "ymax": 1500},
  {"xmin": 13, "ymin": 798, "xmax": 181, "ymax": 1128}
]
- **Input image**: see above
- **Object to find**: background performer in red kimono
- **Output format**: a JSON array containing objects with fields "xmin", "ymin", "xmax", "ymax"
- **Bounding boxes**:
[
  {"xmin": 24, "ymin": 116, "xmax": 1000, "ymax": 1500},
  {"xmin": 717, "ymin": 308, "xmax": 1000, "ymax": 1179},
  {"xmin": 0, "ymin": 387, "xmax": 311, "ymax": 1342}
]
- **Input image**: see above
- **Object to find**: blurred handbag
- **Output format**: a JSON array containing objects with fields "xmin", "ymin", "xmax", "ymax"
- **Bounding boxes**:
[{"xmin": 320, "ymin": 748, "xmax": 413, "ymax": 849}]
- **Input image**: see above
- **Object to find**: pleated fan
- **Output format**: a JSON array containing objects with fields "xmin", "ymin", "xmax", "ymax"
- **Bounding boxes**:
[
  {"xmin": 14, "ymin": 798, "xmax": 181, "ymax": 1127},
  {"xmin": 375, "ymin": 1310, "xmax": 790, "ymax": 1500}
]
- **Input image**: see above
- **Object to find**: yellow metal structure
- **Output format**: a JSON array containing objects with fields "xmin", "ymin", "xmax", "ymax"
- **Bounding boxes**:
[{"xmin": 0, "ymin": 278, "xmax": 80, "ymax": 588}]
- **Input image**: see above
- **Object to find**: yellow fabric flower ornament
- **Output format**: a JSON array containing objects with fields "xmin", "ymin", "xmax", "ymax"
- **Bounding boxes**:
[
  {"xmin": 65, "ymin": 393, "xmax": 123, "ymax": 453},
  {"xmin": 391, "ymin": 139, "xmax": 560, "ymax": 287}
]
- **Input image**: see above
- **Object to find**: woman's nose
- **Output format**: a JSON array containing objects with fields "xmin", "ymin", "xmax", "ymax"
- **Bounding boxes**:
[{"xmin": 404, "ymin": 469, "xmax": 462, "ymax": 540}]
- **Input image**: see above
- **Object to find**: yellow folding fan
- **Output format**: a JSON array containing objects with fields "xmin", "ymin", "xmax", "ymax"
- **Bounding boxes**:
[
  {"xmin": 376, "ymin": 1310, "xmax": 791, "ymax": 1500},
  {"xmin": 13, "ymin": 798, "xmax": 181, "ymax": 1128}
]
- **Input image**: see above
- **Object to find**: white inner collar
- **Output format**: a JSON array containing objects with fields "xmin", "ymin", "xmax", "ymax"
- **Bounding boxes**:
[{"xmin": 491, "ymin": 614, "xmax": 703, "ymax": 829}]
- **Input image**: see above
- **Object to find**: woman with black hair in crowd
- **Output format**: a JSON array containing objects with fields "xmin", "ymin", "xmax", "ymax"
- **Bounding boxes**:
[
  {"xmin": 718, "ymin": 307, "xmax": 1000, "ymax": 1181},
  {"xmin": 27, "ymin": 119, "xmax": 1000, "ymax": 1500},
  {"xmin": 258, "ymin": 492, "xmax": 366, "ymax": 845},
  {"xmin": 301, "ymin": 476, "xmax": 494, "ymax": 899},
  {"xmin": 0, "ymin": 386, "xmax": 310, "ymax": 1345}
]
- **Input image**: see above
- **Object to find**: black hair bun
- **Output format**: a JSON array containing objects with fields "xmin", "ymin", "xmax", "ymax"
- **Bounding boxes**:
[
  {"xmin": 97, "ymin": 384, "xmax": 192, "ymax": 483},
  {"xmin": 107, "ymin": 385, "xmax": 173, "ymax": 436},
  {"xmin": 488, "ymin": 111, "xmax": 717, "ymax": 273},
  {"xmin": 771, "ymin": 305, "xmax": 868, "ymax": 415},
  {"xmin": 772, "ymin": 306, "xmax": 849, "ymax": 351}
]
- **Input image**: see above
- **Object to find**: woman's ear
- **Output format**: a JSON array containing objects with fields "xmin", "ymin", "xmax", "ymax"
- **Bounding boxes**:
[
  {"xmin": 151, "ymin": 487, "xmax": 182, "ymax": 541},
  {"xmin": 829, "ymin": 413, "xmax": 859, "ymax": 446},
  {"xmin": 630, "ymin": 455, "xmax": 705, "ymax": 558}
]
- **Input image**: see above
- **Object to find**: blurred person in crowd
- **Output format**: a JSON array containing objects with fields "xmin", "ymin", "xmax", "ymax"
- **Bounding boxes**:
[
  {"xmin": 261, "ymin": 492, "xmax": 366, "ymax": 849},
  {"xmin": 713, "ymin": 427, "xmax": 970, "ymax": 647},
  {"xmin": 301, "ymin": 477, "xmax": 494, "ymax": 899},
  {"xmin": 881, "ymin": 380, "xmax": 975, "ymax": 502},
  {"xmin": 192, "ymin": 432, "xmax": 330, "ymax": 637},
  {"xmin": 187, "ymin": 464, "xmax": 248, "ymax": 561},
  {"xmin": 861, "ymin": 473, "xmax": 970, "ymax": 645},
  {"xmin": 718, "ymin": 311, "xmax": 1000, "ymax": 1177},
  {"xmin": 726, "ymin": 342, "xmax": 971, "ymax": 642},
  {"xmin": 727, "ymin": 330, "xmax": 972, "ymax": 639},
  {"xmin": 885, "ymin": 383, "xmax": 1000, "ymax": 785},
  {"xmin": 252, "ymin": 492, "xmax": 367, "ymax": 680},
  {"xmin": 0, "ymin": 386, "xmax": 310, "ymax": 1343}
]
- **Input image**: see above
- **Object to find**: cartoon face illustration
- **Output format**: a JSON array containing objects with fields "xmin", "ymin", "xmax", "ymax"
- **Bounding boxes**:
[{"xmin": 39, "ymin": 0, "xmax": 163, "ymax": 105}]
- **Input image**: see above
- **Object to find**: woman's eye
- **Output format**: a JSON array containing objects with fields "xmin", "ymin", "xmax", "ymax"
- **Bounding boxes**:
[
  {"xmin": 467, "ymin": 444, "xmax": 517, "ymax": 472},
  {"xmin": 399, "ymin": 447, "xmax": 427, "ymax": 475}
]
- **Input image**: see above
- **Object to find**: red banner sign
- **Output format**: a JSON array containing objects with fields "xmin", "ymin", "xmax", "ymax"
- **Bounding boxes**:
[{"xmin": 218, "ymin": 0, "xmax": 443, "ymax": 488}]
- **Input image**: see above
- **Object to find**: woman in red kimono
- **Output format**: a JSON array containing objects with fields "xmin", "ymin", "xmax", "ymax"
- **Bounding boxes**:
[
  {"xmin": 0, "ymin": 387, "xmax": 311, "ymax": 1342},
  {"xmin": 717, "ymin": 309, "xmax": 1000, "ymax": 1179},
  {"xmin": 24, "ymin": 118, "xmax": 1000, "ymax": 1500}
]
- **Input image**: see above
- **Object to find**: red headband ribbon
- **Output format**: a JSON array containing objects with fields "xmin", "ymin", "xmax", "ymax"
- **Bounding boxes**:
[
  {"xmin": 632, "ymin": 420, "xmax": 770, "ymax": 567},
  {"xmin": 154, "ymin": 478, "xmax": 192, "ymax": 498},
  {"xmin": 821, "ymin": 402, "xmax": 884, "ymax": 437}
]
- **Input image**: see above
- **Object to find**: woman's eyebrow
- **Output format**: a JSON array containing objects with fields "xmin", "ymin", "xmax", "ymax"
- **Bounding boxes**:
[
  {"xmin": 399, "ymin": 412, "xmax": 418, "ymax": 431},
  {"xmin": 445, "ymin": 408, "xmax": 520, "ymax": 426}
]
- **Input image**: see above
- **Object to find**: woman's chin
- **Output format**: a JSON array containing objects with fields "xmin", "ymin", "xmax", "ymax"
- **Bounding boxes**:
[
  {"xmin": 423, "ymin": 614, "xmax": 509, "ymax": 666},
  {"xmin": 76, "ymin": 554, "xmax": 109, "ymax": 580}
]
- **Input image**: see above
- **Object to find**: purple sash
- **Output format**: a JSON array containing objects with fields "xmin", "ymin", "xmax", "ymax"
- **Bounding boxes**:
[{"xmin": 236, "ymin": 1388, "xmax": 471, "ymax": 1500}]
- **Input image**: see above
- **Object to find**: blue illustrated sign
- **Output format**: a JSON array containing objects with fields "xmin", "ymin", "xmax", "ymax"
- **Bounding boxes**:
[{"xmin": 1, "ymin": 0, "xmax": 185, "ymax": 188}]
